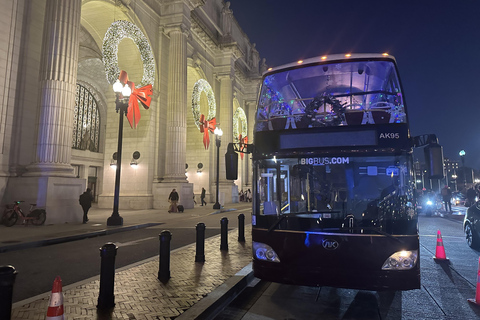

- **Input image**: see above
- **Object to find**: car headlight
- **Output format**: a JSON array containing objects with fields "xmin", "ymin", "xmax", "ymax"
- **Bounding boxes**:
[
  {"xmin": 253, "ymin": 241, "xmax": 280, "ymax": 263},
  {"xmin": 426, "ymin": 200, "xmax": 433, "ymax": 205},
  {"xmin": 381, "ymin": 250, "xmax": 418, "ymax": 270}
]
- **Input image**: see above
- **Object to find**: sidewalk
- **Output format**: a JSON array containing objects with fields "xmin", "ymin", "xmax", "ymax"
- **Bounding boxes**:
[
  {"xmin": 5, "ymin": 202, "xmax": 254, "ymax": 320},
  {"xmin": 0, "ymin": 202, "xmax": 251, "ymax": 253}
]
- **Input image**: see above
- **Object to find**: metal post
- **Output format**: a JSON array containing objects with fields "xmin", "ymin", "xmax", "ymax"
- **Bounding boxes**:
[
  {"xmin": 238, "ymin": 214, "xmax": 245, "ymax": 242},
  {"xmin": 97, "ymin": 242, "xmax": 118, "ymax": 309},
  {"xmin": 213, "ymin": 136, "xmax": 221, "ymax": 209},
  {"xmin": 195, "ymin": 223, "xmax": 206, "ymax": 262},
  {"xmin": 107, "ymin": 102, "xmax": 125, "ymax": 226},
  {"xmin": 158, "ymin": 230, "xmax": 172, "ymax": 282},
  {"xmin": 0, "ymin": 265, "xmax": 17, "ymax": 320},
  {"xmin": 220, "ymin": 217, "xmax": 228, "ymax": 251}
]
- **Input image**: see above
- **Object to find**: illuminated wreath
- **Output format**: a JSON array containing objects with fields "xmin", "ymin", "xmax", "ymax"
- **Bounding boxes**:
[
  {"xmin": 233, "ymin": 107, "xmax": 248, "ymax": 141},
  {"xmin": 102, "ymin": 20, "xmax": 155, "ymax": 87},
  {"xmin": 192, "ymin": 79, "xmax": 216, "ymax": 129},
  {"xmin": 304, "ymin": 94, "xmax": 346, "ymax": 127}
]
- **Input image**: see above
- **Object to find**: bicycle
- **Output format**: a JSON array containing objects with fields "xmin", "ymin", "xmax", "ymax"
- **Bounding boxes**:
[{"xmin": 1, "ymin": 201, "xmax": 47, "ymax": 227}]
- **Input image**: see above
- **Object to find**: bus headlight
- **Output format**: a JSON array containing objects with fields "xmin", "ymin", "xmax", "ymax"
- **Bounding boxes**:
[
  {"xmin": 253, "ymin": 241, "xmax": 280, "ymax": 263},
  {"xmin": 381, "ymin": 250, "xmax": 418, "ymax": 270}
]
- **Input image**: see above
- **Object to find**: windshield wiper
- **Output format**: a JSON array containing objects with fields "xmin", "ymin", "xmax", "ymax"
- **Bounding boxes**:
[
  {"xmin": 268, "ymin": 211, "xmax": 342, "ymax": 232},
  {"xmin": 268, "ymin": 215, "xmax": 288, "ymax": 233},
  {"xmin": 353, "ymin": 227, "xmax": 404, "ymax": 243},
  {"xmin": 313, "ymin": 226, "xmax": 404, "ymax": 244}
]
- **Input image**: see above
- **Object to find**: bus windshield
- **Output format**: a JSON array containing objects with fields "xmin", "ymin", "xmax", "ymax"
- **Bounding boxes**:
[
  {"xmin": 255, "ymin": 154, "xmax": 416, "ymax": 235},
  {"xmin": 256, "ymin": 59, "xmax": 406, "ymax": 131}
]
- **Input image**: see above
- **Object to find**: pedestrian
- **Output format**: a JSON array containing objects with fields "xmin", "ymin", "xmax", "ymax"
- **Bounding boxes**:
[
  {"xmin": 466, "ymin": 187, "xmax": 476, "ymax": 207},
  {"xmin": 79, "ymin": 188, "xmax": 94, "ymax": 223},
  {"xmin": 246, "ymin": 189, "xmax": 252, "ymax": 202},
  {"xmin": 441, "ymin": 185, "xmax": 452, "ymax": 213},
  {"xmin": 168, "ymin": 188, "xmax": 179, "ymax": 213},
  {"xmin": 200, "ymin": 187, "xmax": 207, "ymax": 206}
]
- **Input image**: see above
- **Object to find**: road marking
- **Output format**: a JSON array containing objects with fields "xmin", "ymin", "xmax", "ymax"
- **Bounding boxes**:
[
  {"xmin": 116, "ymin": 237, "xmax": 156, "ymax": 247},
  {"xmin": 420, "ymin": 234, "xmax": 465, "ymax": 239}
]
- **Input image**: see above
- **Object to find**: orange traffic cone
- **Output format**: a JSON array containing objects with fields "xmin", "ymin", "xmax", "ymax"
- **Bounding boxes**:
[
  {"xmin": 468, "ymin": 257, "xmax": 480, "ymax": 306},
  {"xmin": 46, "ymin": 276, "xmax": 64, "ymax": 320},
  {"xmin": 433, "ymin": 230, "xmax": 449, "ymax": 262}
]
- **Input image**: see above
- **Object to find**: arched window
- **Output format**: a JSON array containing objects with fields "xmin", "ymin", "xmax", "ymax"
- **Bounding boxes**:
[{"xmin": 73, "ymin": 84, "xmax": 100, "ymax": 152}]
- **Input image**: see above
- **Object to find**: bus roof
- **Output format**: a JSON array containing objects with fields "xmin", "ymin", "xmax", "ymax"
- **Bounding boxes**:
[{"xmin": 263, "ymin": 53, "xmax": 396, "ymax": 77}]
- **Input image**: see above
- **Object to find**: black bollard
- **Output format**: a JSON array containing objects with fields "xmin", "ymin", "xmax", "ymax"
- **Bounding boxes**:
[
  {"xmin": 97, "ymin": 242, "xmax": 118, "ymax": 310},
  {"xmin": 195, "ymin": 223, "xmax": 206, "ymax": 262},
  {"xmin": 238, "ymin": 214, "xmax": 245, "ymax": 242},
  {"xmin": 158, "ymin": 230, "xmax": 172, "ymax": 282},
  {"xmin": 0, "ymin": 265, "xmax": 17, "ymax": 320},
  {"xmin": 220, "ymin": 217, "xmax": 228, "ymax": 251}
]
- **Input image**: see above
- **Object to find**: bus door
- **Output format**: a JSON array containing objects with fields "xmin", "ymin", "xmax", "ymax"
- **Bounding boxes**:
[{"xmin": 259, "ymin": 164, "xmax": 290, "ymax": 215}]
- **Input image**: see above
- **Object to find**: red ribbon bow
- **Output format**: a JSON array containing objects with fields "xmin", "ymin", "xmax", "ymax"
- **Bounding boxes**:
[
  {"xmin": 199, "ymin": 114, "xmax": 216, "ymax": 149},
  {"xmin": 127, "ymin": 82, "xmax": 152, "ymax": 129},
  {"xmin": 238, "ymin": 134, "xmax": 248, "ymax": 160},
  {"xmin": 117, "ymin": 70, "xmax": 152, "ymax": 129}
]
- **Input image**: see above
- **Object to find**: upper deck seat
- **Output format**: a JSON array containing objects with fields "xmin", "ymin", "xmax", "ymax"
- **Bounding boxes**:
[{"xmin": 369, "ymin": 102, "xmax": 393, "ymax": 124}]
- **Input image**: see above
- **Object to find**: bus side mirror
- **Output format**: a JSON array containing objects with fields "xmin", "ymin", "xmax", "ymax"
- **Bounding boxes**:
[
  {"xmin": 424, "ymin": 143, "xmax": 444, "ymax": 179},
  {"xmin": 225, "ymin": 144, "xmax": 238, "ymax": 180}
]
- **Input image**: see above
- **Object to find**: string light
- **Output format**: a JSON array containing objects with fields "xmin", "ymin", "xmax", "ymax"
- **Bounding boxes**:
[
  {"xmin": 191, "ymin": 79, "xmax": 216, "ymax": 129},
  {"xmin": 102, "ymin": 20, "xmax": 155, "ymax": 87}
]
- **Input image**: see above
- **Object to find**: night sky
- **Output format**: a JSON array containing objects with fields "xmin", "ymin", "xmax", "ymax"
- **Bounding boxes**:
[{"xmin": 230, "ymin": 0, "xmax": 480, "ymax": 170}]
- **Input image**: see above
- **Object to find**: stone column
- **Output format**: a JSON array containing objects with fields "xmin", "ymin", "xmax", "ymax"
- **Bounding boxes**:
[
  {"xmin": 163, "ymin": 25, "xmax": 189, "ymax": 183},
  {"xmin": 244, "ymin": 100, "xmax": 256, "ymax": 187},
  {"xmin": 218, "ymin": 74, "xmax": 234, "ymax": 184},
  {"xmin": 25, "ymin": 0, "xmax": 81, "ymax": 177},
  {"xmin": 12, "ymin": 0, "xmax": 86, "ymax": 225},
  {"xmin": 153, "ymin": 24, "xmax": 194, "ymax": 209},
  {"xmin": 212, "ymin": 73, "xmax": 238, "ymax": 203}
]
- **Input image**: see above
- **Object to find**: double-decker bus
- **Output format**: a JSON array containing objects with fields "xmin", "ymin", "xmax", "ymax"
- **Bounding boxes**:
[{"xmin": 227, "ymin": 53, "xmax": 444, "ymax": 291}]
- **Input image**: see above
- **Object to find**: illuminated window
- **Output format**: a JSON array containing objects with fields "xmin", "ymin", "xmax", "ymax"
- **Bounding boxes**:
[{"xmin": 73, "ymin": 84, "xmax": 100, "ymax": 152}]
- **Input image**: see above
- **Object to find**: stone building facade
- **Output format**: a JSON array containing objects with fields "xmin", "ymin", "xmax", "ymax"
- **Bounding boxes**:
[{"xmin": 0, "ymin": 0, "xmax": 262, "ymax": 223}]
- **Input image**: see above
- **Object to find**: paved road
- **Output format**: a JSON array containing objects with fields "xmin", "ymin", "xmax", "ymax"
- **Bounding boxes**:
[{"xmin": 215, "ymin": 213, "xmax": 480, "ymax": 319}]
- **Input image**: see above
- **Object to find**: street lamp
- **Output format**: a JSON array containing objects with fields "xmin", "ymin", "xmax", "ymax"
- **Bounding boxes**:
[
  {"xmin": 213, "ymin": 127, "xmax": 223, "ymax": 210},
  {"xmin": 107, "ymin": 78, "xmax": 131, "ymax": 226},
  {"xmin": 452, "ymin": 173, "xmax": 458, "ymax": 192},
  {"xmin": 459, "ymin": 150, "xmax": 466, "ymax": 191}
]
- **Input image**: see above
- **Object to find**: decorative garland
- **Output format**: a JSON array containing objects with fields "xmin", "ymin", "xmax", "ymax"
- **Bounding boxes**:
[
  {"xmin": 304, "ymin": 94, "xmax": 346, "ymax": 127},
  {"xmin": 233, "ymin": 107, "xmax": 248, "ymax": 140},
  {"xmin": 102, "ymin": 20, "xmax": 155, "ymax": 87},
  {"xmin": 191, "ymin": 79, "xmax": 216, "ymax": 129}
]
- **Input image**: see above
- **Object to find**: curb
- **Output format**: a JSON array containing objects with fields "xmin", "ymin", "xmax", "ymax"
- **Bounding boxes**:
[
  {"xmin": 0, "ymin": 222, "xmax": 162, "ymax": 253},
  {"xmin": 211, "ymin": 208, "xmax": 238, "ymax": 215},
  {"xmin": 176, "ymin": 263, "xmax": 254, "ymax": 320}
]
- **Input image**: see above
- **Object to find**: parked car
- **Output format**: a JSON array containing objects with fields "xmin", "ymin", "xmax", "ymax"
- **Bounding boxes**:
[{"xmin": 463, "ymin": 201, "xmax": 480, "ymax": 249}]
